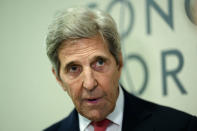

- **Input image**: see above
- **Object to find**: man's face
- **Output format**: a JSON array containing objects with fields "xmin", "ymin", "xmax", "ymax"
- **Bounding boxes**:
[{"xmin": 54, "ymin": 34, "xmax": 122, "ymax": 122}]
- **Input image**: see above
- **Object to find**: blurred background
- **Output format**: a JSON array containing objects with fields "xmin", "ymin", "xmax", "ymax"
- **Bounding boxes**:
[{"xmin": 0, "ymin": 0, "xmax": 197, "ymax": 130}]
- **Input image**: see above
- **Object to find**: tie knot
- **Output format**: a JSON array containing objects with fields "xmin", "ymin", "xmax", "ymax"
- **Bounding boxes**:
[{"xmin": 92, "ymin": 119, "xmax": 111, "ymax": 131}]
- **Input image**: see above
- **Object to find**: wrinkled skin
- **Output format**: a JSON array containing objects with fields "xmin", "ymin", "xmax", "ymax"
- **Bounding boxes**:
[{"xmin": 53, "ymin": 34, "xmax": 123, "ymax": 122}]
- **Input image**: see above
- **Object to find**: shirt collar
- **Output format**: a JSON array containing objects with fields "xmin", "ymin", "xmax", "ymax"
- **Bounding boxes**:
[{"xmin": 78, "ymin": 85, "xmax": 124, "ymax": 131}]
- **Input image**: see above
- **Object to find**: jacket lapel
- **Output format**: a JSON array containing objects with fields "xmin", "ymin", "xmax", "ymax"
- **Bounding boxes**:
[
  {"xmin": 122, "ymin": 87, "xmax": 154, "ymax": 131},
  {"xmin": 59, "ymin": 109, "xmax": 80, "ymax": 131}
]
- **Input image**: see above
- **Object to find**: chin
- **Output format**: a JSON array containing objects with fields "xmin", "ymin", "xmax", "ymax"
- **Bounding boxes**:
[
  {"xmin": 84, "ymin": 106, "xmax": 115, "ymax": 122},
  {"xmin": 82, "ymin": 109, "xmax": 107, "ymax": 122}
]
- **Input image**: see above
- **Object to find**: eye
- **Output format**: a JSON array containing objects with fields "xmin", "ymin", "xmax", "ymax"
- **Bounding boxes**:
[
  {"xmin": 67, "ymin": 65, "xmax": 82, "ymax": 74},
  {"xmin": 70, "ymin": 66, "xmax": 78, "ymax": 72},
  {"xmin": 96, "ymin": 58, "xmax": 105, "ymax": 66},
  {"xmin": 92, "ymin": 57, "xmax": 106, "ymax": 71}
]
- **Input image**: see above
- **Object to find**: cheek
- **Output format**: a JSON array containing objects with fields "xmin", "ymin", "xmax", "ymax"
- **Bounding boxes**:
[
  {"xmin": 97, "ymin": 69, "xmax": 120, "ymax": 93},
  {"xmin": 101, "ymin": 69, "xmax": 120, "ymax": 85},
  {"xmin": 64, "ymin": 79, "xmax": 83, "ymax": 102},
  {"xmin": 65, "ymin": 85, "xmax": 82, "ymax": 109}
]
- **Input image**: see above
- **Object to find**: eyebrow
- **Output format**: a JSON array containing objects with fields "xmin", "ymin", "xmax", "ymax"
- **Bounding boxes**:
[
  {"xmin": 91, "ymin": 55, "xmax": 108, "ymax": 62},
  {"xmin": 63, "ymin": 55, "xmax": 109, "ymax": 69}
]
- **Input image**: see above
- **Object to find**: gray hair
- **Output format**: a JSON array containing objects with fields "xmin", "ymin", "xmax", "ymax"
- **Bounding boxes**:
[{"xmin": 46, "ymin": 7, "xmax": 121, "ymax": 78}]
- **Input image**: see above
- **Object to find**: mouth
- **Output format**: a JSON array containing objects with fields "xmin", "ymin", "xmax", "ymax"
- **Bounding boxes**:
[{"xmin": 85, "ymin": 97, "xmax": 101, "ymax": 104}]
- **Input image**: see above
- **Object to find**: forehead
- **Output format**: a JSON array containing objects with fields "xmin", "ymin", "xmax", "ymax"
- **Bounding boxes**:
[{"xmin": 58, "ymin": 35, "xmax": 111, "ymax": 63}]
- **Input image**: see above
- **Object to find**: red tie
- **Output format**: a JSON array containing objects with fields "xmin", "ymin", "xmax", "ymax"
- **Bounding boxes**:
[{"xmin": 92, "ymin": 119, "xmax": 111, "ymax": 131}]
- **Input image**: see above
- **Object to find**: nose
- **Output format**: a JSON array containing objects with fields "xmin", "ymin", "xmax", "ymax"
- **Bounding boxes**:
[{"xmin": 82, "ymin": 67, "xmax": 98, "ymax": 91}]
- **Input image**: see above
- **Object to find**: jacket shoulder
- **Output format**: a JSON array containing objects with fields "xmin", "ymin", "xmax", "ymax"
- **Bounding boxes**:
[
  {"xmin": 43, "ymin": 109, "xmax": 79, "ymax": 131},
  {"xmin": 43, "ymin": 115, "xmax": 70, "ymax": 131},
  {"xmin": 123, "ymin": 88, "xmax": 197, "ymax": 130},
  {"xmin": 151, "ymin": 103, "xmax": 197, "ymax": 130}
]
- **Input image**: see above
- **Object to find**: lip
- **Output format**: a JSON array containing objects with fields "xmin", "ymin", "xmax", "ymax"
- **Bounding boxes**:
[{"xmin": 84, "ymin": 97, "xmax": 102, "ymax": 104}]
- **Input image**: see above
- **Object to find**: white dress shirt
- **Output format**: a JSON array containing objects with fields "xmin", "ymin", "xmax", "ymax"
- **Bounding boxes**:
[{"xmin": 78, "ymin": 86, "xmax": 124, "ymax": 131}]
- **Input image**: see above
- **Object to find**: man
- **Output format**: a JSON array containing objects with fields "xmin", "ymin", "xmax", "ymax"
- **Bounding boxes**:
[{"xmin": 44, "ymin": 7, "xmax": 197, "ymax": 131}]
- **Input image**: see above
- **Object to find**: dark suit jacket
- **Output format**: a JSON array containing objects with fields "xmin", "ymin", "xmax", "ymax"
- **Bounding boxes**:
[{"xmin": 44, "ymin": 88, "xmax": 197, "ymax": 131}]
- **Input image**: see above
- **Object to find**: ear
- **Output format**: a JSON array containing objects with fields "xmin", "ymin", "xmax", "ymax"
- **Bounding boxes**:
[
  {"xmin": 118, "ymin": 52, "xmax": 123, "ymax": 71},
  {"xmin": 52, "ymin": 67, "xmax": 66, "ymax": 91}
]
